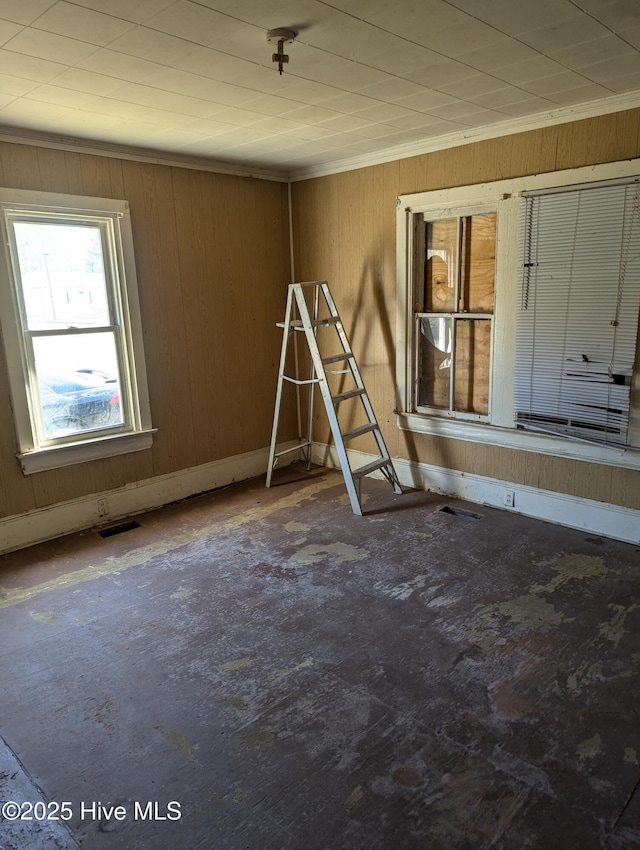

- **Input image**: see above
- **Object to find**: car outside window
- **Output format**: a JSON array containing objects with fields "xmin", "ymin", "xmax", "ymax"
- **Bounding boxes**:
[{"xmin": 0, "ymin": 190, "xmax": 153, "ymax": 474}]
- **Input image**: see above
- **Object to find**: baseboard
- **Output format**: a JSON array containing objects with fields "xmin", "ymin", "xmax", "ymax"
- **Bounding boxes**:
[
  {"xmin": 4, "ymin": 440, "xmax": 637, "ymax": 554},
  {"xmin": 312, "ymin": 442, "xmax": 640, "ymax": 545},
  {"xmin": 0, "ymin": 441, "xmax": 300, "ymax": 555}
]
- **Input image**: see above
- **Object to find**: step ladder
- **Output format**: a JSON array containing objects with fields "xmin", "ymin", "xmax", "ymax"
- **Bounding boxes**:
[{"xmin": 266, "ymin": 280, "xmax": 402, "ymax": 516}]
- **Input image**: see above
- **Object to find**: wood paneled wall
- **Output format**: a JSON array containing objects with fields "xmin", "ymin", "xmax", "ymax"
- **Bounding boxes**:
[
  {"xmin": 291, "ymin": 108, "xmax": 640, "ymax": 511},
  {"xmin": 0, "ymin": 142, "xmax": 293, "ymax": 520}
]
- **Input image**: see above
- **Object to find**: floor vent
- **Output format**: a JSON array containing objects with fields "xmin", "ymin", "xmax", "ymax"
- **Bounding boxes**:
[
  {"xmin": 440, "ymin": 506, "xmax": 482, "ymax": 521},
  {"xmin": 98, "ymin": 520, "xmax": 141, "ymax": 539}
]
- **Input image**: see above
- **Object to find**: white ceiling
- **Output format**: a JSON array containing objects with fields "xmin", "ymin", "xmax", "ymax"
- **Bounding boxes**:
[{"xmin": 0, "ymin": 0, "xmax": 639, "ymax": 178}]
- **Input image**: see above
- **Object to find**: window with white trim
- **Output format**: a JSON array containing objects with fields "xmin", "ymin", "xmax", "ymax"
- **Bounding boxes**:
[
  {"xmin": 396, "ymin": 161, "xmax": 640, "ymax": 468},
  {"xmin": 515, "ymin": 179, "xmax": 640, "ymax": 447},
  {"xmin": 0, "ymin": 189, "xmax": 153, "ymax": 474},
  {"xmin": 414, "ymin": 210, "xmax": 496, "ymax": 419}
]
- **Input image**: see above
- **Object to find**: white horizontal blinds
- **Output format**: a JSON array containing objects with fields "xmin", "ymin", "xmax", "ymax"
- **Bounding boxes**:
[{"xmin": 515, "ymin": 179, "xmax": 640, "ymax": 446}]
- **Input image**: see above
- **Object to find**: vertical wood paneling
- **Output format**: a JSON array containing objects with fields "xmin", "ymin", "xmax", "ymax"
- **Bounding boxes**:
[
  {"xmin": 537, "ymin": 455, "xmax": 577, "ymax": 497},
  {"xmin": 494, "ymin": 446, "xmax": 539, "ymax": 490},
  {"xmin": 383, "ymin": 160, "xmax": 401, "ymax": 457},
  {"xmin": 0, "ymin": 363, "xmax": 34, "ymax": 518},
  {"xmin": 79, "ymin": 153, "xmax": 115, "ymax": 198},
  {"xmin": 167, "ymin": 167, "xmax": 212, "ymax": 467},
  {"xmin": 123, "ymin": 160, "xmax": 196, "ymax": 477},
  {"xmin": 556, "ymin": 112, "xmax": 640, "ymax": 171},
  {"xmin": 66, "ymin": 152, "xmax": 85, "ymax": 194},
  {"xmin": 610, "ymin": 467, "xmax": 640, "ymax": 510},
  {"xmin": 505, "ymin": 126, "xmax": 559, "ymax": 177},
  {"xmin": 570, "ymin": 461, "xmax": 612, "ymax": 504},
  {"xmin": 108, "ymin": 159, "xmax": 125, "ymax": 197},
  {"xmin": 471, "ymin": 136, "xmax": 515, "ymax": 183},
  {"xmin": 36, "ymin": 148, "xmax": 71, "ymax": 194},
  {"xmin": 1, "ymin": 143, "xmax": 41, "ymax": 190}
]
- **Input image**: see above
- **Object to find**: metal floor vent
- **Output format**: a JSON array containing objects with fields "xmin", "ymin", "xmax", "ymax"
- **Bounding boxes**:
[
  {"xmin": 440, "ymin": 506, "xmax": 482, "ymax": 521},
  {"xmin": 98, "ymin": 520, "xmax": 141, "ymax": 539}
]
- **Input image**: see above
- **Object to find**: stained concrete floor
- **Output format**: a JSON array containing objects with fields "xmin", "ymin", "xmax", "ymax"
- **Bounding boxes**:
[{"xmin": 0, "ymin": 466, "xmax": 638, "ymax": 850}]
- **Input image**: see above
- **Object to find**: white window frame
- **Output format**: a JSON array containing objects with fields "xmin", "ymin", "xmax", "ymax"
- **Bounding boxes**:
[
  {"xmin": 396, "ymin": 159, "xmax": 640, "ymax": 471},
  {"xmin": 0, "ymin": 189, "xmax": 154, "ymax": 474},
  {"xmin": 411, "ymin": 205, "xmax": 497, "ymax": 423}
]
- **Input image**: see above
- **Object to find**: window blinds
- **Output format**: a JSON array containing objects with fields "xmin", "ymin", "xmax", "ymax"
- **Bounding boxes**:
[{"xmin": 515, "ymin": 179, "xmax": 640, "ymax": 446}]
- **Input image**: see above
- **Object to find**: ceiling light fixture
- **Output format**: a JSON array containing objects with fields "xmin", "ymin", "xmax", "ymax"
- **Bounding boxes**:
[{"xmin": 266, "ymin": 28, "xmax": 297, "ymax": 75}]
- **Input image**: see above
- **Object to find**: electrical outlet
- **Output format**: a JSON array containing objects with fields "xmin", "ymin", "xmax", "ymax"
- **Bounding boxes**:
[
  {"xmin": 97, "ymin": 498, "xmax": 109, "ymax": 518},
  {"xmin": 504, "ymin": 490, "xmax": 515, "ymax": 508}
]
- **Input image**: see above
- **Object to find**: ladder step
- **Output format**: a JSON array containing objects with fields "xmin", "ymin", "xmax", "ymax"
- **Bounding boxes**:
[
  {"xmin": 332, "ymin": 387, "xmax": 366, "ymax": 403},
  {"xmin": 322, "ymin": 352, "xmax": 353, "ymax": 365},
  {"xmin": 277, "ymin": 317, "xmax": 339, "ymax": 330},
  {"xmin": 283, "ymin": 375, "xmax": 321, "ymax": 385},
  {"xmin": 311, "ymin": 316, "xmax": 339, "ymax": 328},
  {"xmin": 342, "ymin": 423, "xmax": 377, "ymax": 441},
  {"xmin": 351, "ymin": 458, "xmax": 392, "ymax": 479},
  {"xmin": 272, "ymin": 442, "xmax": 311, "ymax": 459}
]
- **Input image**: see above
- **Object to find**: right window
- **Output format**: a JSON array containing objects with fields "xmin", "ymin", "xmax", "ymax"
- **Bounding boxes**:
[
  {"xmin": 396, "ymin": 162, "xmax": 640, "ymax": 464},
  {"xmin": 515, "ymin": 179, "xmax": 640, "ymax": 447}
]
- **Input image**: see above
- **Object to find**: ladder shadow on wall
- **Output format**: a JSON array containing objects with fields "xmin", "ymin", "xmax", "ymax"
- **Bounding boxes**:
[{"xmin": 341, "ymin": 254, "xmax": 453, "ymax": 493}]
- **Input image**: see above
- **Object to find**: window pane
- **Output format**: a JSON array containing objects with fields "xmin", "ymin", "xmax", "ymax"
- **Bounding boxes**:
[
  {"xmin": 13, "ymin": 221, "xmax": 110, "ymax": 330},
  {"xmin": 32, "ymin": 333, "xmax": 123, "ymax": 439},
  {"xmin": 460, "ymin": 213, "xmax": 496, "ymax": 313},
  {"xmin": 418, "ymin": 316, "xmax": 451, "ymax": 408},
  {"xmin": 425, "ymin": 219, "xmax": 457, "ymax": 312},
  {"xmin": 454, "ymin": 319, "xmax": 491, "ymax": 415},
  {"xmin": 515, "ymin": 184, "xmax": 640, "ymax": 446}
]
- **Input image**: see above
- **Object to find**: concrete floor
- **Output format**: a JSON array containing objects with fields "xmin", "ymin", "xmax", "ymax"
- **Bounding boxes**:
[{"xmin": 0, "ymin": 466, "xmax": 638, "ymax": 849}]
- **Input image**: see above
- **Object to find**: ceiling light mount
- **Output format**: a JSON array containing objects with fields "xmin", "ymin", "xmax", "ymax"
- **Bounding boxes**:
[{"xmin": 266, "ymin": 28, "xmax": 297, "ymax": 75}]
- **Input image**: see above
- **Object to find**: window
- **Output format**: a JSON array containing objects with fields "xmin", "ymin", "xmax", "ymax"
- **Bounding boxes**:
[
  {"xmin": 0, "ymin": 190, "xmax": 153, "ymax": 474},
  {"xmin": 415, "ymin": 212, "xmax": 496, "ymax": 419},
  {"xmin": 515, "ymin": 180, "xmax": 640, "ymax": 447},
  {"xmin": 396, "ymin": 160, "xmax": 640, "ymax": 469}
]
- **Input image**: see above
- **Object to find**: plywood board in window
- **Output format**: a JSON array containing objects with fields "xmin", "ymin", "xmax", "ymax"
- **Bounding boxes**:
[
  {"xmin": 425, "ymin": 218, "xmax": 457, "ymax": 312},
  {"xmin": 454, "ymin": 319, "xmax": 491, "ymax": 415},
  {"xmin": 460, "ymin": 213, "xmax": 495, "ymax": 313}
]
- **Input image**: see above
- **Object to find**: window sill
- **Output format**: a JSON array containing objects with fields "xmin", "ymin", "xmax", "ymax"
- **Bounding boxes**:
[
  {"xmin": 397, "ymin": 412, "xmax": 640, "ymax": 471},
  {"xmin": 18, "ymin": 430, "xmax": 156, "ymax": 475}
]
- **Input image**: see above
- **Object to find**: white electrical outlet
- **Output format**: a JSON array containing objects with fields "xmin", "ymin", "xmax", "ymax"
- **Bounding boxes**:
[
  {"xmin": 97, "ymin": 498, "xmax": 109, "ymax": 517},
  {"xmin": 504, "ymin": 490, "xmax": 515, "ymax": 508}
]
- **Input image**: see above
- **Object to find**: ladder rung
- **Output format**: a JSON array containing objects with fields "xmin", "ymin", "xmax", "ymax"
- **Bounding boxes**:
[
  {"xmin": 322, "ymin": 352, "xmax": 353, "ymax": 364},
  {"xmin": 342, "ymin": 423, "xmax": 377, "ymax": 441},
  {"xmin": 351, "ymin": 458, "xmax": 391, "ymax": 479},
  {"xmin": 272, "ymin": 442, "xmax": 311, "ymax": 459},
  {"xmin": 277, "ymin": 317, "xmax": 339, "ymax": 330},
  {"xmin": 311, "ymin": 316, "xmax": 339, "ymax": 328},
  {"xmin": 277, "ymin": 320, "xmax": 304, "ymax": 330},
  {"xmin": 332, "ymin": 388, "xmax": 365, "ymax": 403},
  {"xmin": 283, "ymin": 376, "xmax": 321, "ymax": 385}
]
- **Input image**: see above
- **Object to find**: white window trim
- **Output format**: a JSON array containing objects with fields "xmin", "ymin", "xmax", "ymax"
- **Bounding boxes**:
[
  {"xmin": 396, "ymin": 159, "xmax": 640, "ymax": 471},
  {"xmin": 0, "ymin": 189, "xmax": 154, "ymax": 475},
  {"xmin": 410, "ymin": 203, "xmax": 498, "ymax": 422}
]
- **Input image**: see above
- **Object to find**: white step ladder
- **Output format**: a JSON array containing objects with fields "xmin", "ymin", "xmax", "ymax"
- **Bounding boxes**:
[{"xmin": 266, "ymin": 281, "xmax": 402, "ymax": 516}]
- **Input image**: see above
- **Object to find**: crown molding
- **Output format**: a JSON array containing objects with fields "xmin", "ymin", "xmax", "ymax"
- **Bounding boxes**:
[
  {"xmin": 0, "ymin": 124, "xmax": 289, "ymax": 183},
  {"xmin": 288, "ymin": 90, "xmax": 640, "ymax": 182},
  {"xmin": 2, "ymin": 90, "xmax": 640, "ymax": 186}
]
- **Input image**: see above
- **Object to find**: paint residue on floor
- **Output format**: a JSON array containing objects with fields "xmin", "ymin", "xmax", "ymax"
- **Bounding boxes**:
[
  {"xmin": 239, "ymin": 726, "xmax": 275, "ymax": 749},
  {"xmin": 156, "ymin": 727, "xmax": 199, "ymax": 761},
  {"xmin": 291, "ymin": 542, "xmax": 368, "ymax": 566},
  {"xmin": 530, "ymin": 554, "xmax": 610, "ymax": 594},
  {"xmin": 221, "ymin": 657, "xmax": 252, "ymax": 672}
]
